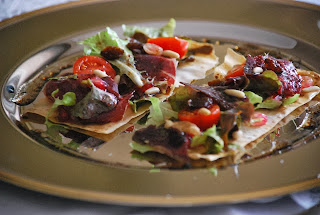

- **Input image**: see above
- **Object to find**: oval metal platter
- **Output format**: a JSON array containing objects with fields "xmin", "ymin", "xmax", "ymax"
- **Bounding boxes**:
[{"xmin": 1, "ymin": 0, "xmax": 320, "ymax": 206}]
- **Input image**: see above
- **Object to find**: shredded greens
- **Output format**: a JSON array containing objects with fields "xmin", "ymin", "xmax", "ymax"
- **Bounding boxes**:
[
  {"xmin": 283, "ymin": 94, "xmax": 300, "ymax": 105},
  {"xmin": 256, "ymin": 96, "xmax": 282, "ymax": 109},
  {"xmin": 122, "ymin": 18, "xmax": 176, "ymax": 39},
  {"xmin": 244, "ymin": 91, "xmax": 263, "ymax": 105},
  {"xmin": 129, "ymin": 142, "xmax": 154, "ymax": 153},
  {"xmin": 80, "ymin": 27, "xmax": 133, "ymax": 63},
  {"xmin": 191, "ymin": 125, "xmax": 224, "ymax": 153},
  {"xmin": 208, "ymin": 167, "xmax": 218, "ymax": 176},
  {"xmin": 146, "ymin": 97, "xmax": 178, "ymax": 126},
  {"xmin": 45, "ymin": 89, "xmax": 76, "ymax": 143},
  {"xmin": 79, "ymin": 27, "xmax": 144, "ymax": 86}
]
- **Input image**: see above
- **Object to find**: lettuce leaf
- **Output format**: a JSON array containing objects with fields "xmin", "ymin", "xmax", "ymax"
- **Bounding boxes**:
[
  {"xmin": 146, "ymin": 97, "xmax": 178, "ymax": 126},
  {"xmin": 122, "ymin": 18, "xmax": 176, "ymax": 39},
  {"xmin": 71, "ymin": 81, "xmax": 118, "ymax": 120},
  {"xmin": 45, "ymin": 90, "xmax": 76, "ymax": 143},
  {"xmin": 244, "ymin": 91, "xmax": 263, "ymax": 105},
  {"xmin": 129, "ymin": 98, "xmax": 150, "ymax": 113},
  {"xmin": 80, "ymin": 27, "xmax": 134, "ymax": 65},
  {"xmin": 108, "ymin": 59, "xmax": 144, "ymax": 87},
  {"xmin": 47, "ymin": 89, "xmax": 76, "ymax": 121},
  {"xmin": 256, "ymin": 96, "xmax": 282, "ymax": 109},
  {"xmin": 168, "ymin": 86, "xmax": 195, "ymax": 112},
  {"xmin": 148, "ymin": 97, "xmax": 164, "ymax": 125},
  {"xmin": 80, "ymin": 27, "xmax": 144, "ymax": 87},
  {"xmin": 191, "ymin": 125, "xmax": 224, "ymax": 153},
  {"xmin": 283, "ymin": 94, "xmax": 300, "ymax": 105},
  {"xmin": 245, "ymin": 70, "xmax": 281, "ymax": 97},
  {"xmin": 130, "ymin": 142, "xmax": 154, "ymax": 153}
]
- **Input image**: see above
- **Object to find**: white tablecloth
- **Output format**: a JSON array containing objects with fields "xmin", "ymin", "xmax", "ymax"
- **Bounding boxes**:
[{"xmin": 1, "ymin": 0, "xmax": 320, "ymax": 214}]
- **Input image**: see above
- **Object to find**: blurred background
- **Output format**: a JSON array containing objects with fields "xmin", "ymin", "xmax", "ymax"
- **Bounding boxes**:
[{"xmin": 0, "ymin": 0, "xmax": 319, "ymax": 22}]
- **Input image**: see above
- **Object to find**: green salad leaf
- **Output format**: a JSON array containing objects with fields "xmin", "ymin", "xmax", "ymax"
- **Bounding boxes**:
[
  {"xmin": 256, "ymin": 96, "xmax": 282, "ymax": 109},
  {"xmin": 71, "ymin": 81, "xmax": 118, "ymax": 120},
  {"xmin": 168, "ymin": 86, "xmax": 195, "ymax": 112},
  {"xmin": 245, "ymin": 70, "xmax": 281, "ymax": 98},
  {"xmin": 122, "ymin": 18, "xmax": 176, "ymax": 39},
  {"xmin": 47, "ymin": 90, "xmax": 76, "ymax": 122},
  {"xmin": 146, "ymin": 97, "xmax": 178, "ymax": 126},
  {"xmin": 80, "ymin": 27, "xmax": 133, "ymax": 61},
  {"xmin": 191, "ymin": 125, "xmax": 224, "ymax": 153},
  {"xmin": 244, "ymin": 91, "xmax": 263, "ymax": 105},
  {"xmin": 208, "ymin": 167, "xmax": 218, "ymax": 176},
  {"xmin": 148, "ymin": 97, "xmax": 163, "ymax": 125},
  {"xmin": 283, "ymin": 94, "xmax": 300, "ymax": 105},
  {"xmin": 130, "ymin": 142, "xmax": 154, "ymax": 153},
  {"xmin": 45, "ymin": 90, "xmax": 76, "ymax": 143},
  {"xmin": 80, "ymin": 26, "xmax": 145, "ymax": 87},
  {"xmin": 129, "ymin": 98, "xmax": 150, "ymax": 113}
]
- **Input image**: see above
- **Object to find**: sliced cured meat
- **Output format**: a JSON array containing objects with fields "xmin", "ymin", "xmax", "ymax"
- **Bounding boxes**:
[{"xmin": 135, "ymin": 54, "xmax": 176, "ymax": 86}]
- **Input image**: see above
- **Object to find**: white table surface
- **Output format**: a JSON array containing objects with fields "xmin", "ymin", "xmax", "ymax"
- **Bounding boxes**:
[{"xmin": 1, "ymin": 0, "xmax": 320, "ymax": 214}]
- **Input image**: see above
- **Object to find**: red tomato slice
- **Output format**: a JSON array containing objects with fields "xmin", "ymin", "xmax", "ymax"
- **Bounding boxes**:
[
  {"xmin": 301, "ymin": 75, "xmax": 314, "ymax": 89},
  {"xmin": 178, "ymin": 105, "xmax": 220, "ymax": 131},
  {"xmin": 250, "ymin": 112, "xmax": 267, "ymax": 127},
  {"xmin": 89, "ymin": 76, "xmax": 107, "ymax": 90},
  {"xmin": 73, "ymin": 56, "xmax": 116, "ymax": 78},
  {"xmin": 225, "ymin": 63, "xmax": 245, "ymax": 79},
  {"xmin": 147, "ymin": 37, "xmax": 189, "ymax": 58}
]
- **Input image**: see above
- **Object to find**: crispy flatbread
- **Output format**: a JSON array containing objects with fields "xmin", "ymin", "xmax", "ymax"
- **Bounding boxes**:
[
  {"xmin": 188, "ymin": 49, "xmax": 320, "ymax": 163},
  {"xmin": 132, "ymin": 50, "xmax": 320, "ymax": 168},
  {"xmin": 22, "ymin": 42, "xmax": 219, "ymax": 135}
]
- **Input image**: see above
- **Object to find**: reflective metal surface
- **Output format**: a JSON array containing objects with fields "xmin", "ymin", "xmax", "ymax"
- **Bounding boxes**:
[{"xmin": 0, "ymin": 0, "xmax": 320, "ymax": 206}]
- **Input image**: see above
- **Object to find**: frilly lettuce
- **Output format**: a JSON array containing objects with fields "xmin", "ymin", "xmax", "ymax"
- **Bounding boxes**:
[
  {"xmin": 256, "ymin": 96, "xmax": 282, "ymax": 109},
  {"xmin": 130, "ymin": 142, "xmax": 154, "ymax": 153},
  {"xmin": 45, "ymin": 90, "xmax": 76, "ymax": 143},
  {"xmin": 147, "ymin": 97, "xmax": 178, "ymax": 126},
  {"xmin": 244, "ymin": 91, "xmax": 263, "ymax": 105},
  {"xmin": 283, "ymin": 94, "xmax": 300, "ymax": 105},
  {"xmin": 122, "ymin": 18, "xmax": 176, "ymax": 39},
  {"xmin": 191, "ymin": 125, "xmax": 224, "ymax": 153},
  {"xmin": 80, "ymin": 27, "xmax": 133, "ymax": 63},
  {"xmin": 79, "ymin": 27, "xmax": 144, "ymax": 86}
]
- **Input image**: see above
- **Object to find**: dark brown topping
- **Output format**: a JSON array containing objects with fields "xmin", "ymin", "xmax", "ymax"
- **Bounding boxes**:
[
  {"xmin": 132, "ymin": 125, "xmax": 191, "ymax": 159},
  {"xmin": 100, "ymin": 46, "xmax": 124, "ymax": 60},
  {"xmin": 244, "ymin": 55, "xmax": 302, "ymax": 97},
  {"xmin": 182, "ymin": 83, "xmax": 247, "ymax": 111},
  {"xmin": 187, "ymin": 93, "xmax": 214, "ymax": 110},
  {"xmin": 126, "ymin": 38, "xmax": 145, "ymax": 55},
  {"xmin": 132, "ymin": 32, "xmax": 149, "ymax": 43},
  {"xmin": 188, "ymin": 45, "xmax": 213, "ymax": 55}
]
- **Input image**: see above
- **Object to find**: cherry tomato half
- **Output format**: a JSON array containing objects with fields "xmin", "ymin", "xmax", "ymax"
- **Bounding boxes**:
[
  {"xmin": 147, "ymin": 37, "xmax": 189, "ymax": 58},
  {"xmin": 225, "ymin": 63, "xmax": 245, "ymax": 79},
  {"xmin": 178, "ymin": 104, "xmax": 220, "ymax": 131},
  {"xmin": 89, "ymin": 76, "xmax": 107, "ymax": 90},
  {"xmin": 73, "ymin": 56, "xmax": 116, "ymax": 78},
  {"xmin": 250, "ymin": 112, "xmax": 267, "ymax": 127},
  {"xmin": 301, "ymin": 75, "xmax": 314, "ymax": 89}
]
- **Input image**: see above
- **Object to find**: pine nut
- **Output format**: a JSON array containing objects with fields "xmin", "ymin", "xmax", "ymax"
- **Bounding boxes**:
[
  {"xmin": 114, "ymin": 75, "xmax": 120, "ymax": 84},
  {"xmin": 302, "ymin": 86, "xmax": 319, "ymax": 93},
  {"xmin": 93, "ymin": 69, "xmax": 108, "ymax": 78},
  {"xmin": 253, "ymin": 67, "xmax": 263, "ymax": 74},
  {"xmin": 232, "ymin": 130, "xmax": 243, "ymax": 139},
  {"xmin": 198, "ymin": 107, "xmax": 211, "ymax": 115},
  {"xmin": 143, "ymin": 43, "xmax": 163, "ymax": 56},
  {"xmin": 224, "ymin": 89, "xmax": 246, "ymax": 98},
  {"xmin": 144, "ymin": 87, "xmax": 160, "ymax": 95},
  {"xmin": 162, "ymin": 50, "xmax": 180, "ymax": 59},
  {"xmin": 164, "ymin": 120, "xmax": 201, "ymax": 136}
]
